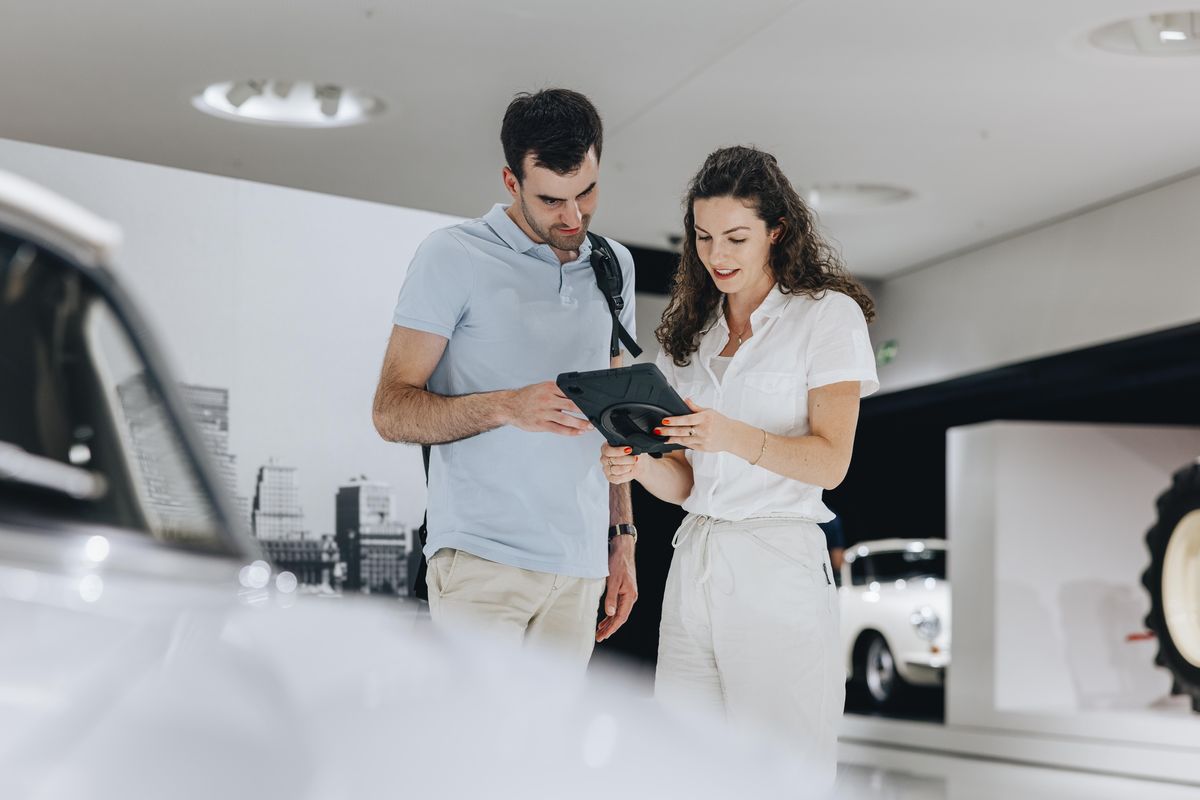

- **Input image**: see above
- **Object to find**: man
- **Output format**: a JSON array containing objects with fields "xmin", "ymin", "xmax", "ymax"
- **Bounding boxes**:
[{"xmin": 372, "ymin": 89, "xmax": 638, "ymax": 667}]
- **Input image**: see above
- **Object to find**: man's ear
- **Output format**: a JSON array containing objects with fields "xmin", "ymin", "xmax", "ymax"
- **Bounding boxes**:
[{"xmin": 502, "ymin": 166, "xmax": 520, "ymax": 200}]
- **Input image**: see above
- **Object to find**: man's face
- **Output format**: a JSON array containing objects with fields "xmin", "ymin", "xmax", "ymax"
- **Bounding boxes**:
[{"xmin": 505, "ymin": 147, "xmax": 599, "ymax": 252}]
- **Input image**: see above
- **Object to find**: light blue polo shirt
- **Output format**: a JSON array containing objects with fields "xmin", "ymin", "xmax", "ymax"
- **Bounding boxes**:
[{"xmin": 392, "ymin": 204, "xmax": 636, "ymax": 578}]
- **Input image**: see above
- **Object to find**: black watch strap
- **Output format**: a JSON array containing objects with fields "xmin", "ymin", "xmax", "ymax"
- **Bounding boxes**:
[{"xmin": 608, "ymin": 524, "xmax": 637, "ymax": 543}]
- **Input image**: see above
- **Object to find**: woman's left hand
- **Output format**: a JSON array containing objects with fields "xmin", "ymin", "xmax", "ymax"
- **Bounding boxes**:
[{"xmin": 655, "ymin": 398, "xmax": 741, "ymax": 454}]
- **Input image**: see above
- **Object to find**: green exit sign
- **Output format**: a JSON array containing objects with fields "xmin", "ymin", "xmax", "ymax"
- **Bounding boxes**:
[{"xmin": 876, "ymin": 339, "xmax": 898, "ymax": 367}]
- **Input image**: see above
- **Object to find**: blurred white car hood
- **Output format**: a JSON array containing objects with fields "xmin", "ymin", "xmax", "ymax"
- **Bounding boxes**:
[{"xmin": 0, "ymin": 556, "xmax": 815, "ymax": 799}]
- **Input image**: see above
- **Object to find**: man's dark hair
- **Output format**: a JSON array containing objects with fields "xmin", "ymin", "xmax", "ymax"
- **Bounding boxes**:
[{"xmin": 501, "ymin": 89, "xmax": 603, "ymax": 183}]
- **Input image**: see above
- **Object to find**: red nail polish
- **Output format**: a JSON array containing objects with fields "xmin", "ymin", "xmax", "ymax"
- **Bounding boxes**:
[
  {"xmin": 624, "ymin": 447, "xmax": 632, "ymax": 454},
  {"xmin": 653, "ymin": 429, "xmax": 661, "ymax": 436},
  {"xmin": 662, "ymin": 419, "xmax": 671, "ymax": 425}
]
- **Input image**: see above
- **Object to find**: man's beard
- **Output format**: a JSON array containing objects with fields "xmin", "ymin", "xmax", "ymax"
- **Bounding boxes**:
[{"xmin": 519, "ymin": 198, "xmax": 590, "ymax": 252}]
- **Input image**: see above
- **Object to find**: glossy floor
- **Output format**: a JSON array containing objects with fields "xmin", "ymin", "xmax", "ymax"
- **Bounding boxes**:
[{"xmin": 837, "ymin": 745, "xmax": 1200, "ymax": 799}]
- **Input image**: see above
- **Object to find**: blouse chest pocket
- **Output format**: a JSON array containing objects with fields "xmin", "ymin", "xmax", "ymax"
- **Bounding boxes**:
[{"xmin": 740, "ymin": 370, "xmax": 799, "ymax": 431}]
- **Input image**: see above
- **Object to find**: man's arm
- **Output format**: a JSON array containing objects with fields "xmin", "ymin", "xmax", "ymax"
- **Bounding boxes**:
[
  {"xmin": 609, "ymin": 481, "xmax": 632, "ymax": 527},
  {"xmin": 598, "ymin": 354, "xmax": 637, "ymax": 642},
  {"xmin": 829, "ymin": 547, "xmax": 845, "ymax": 572},
  {"xmin": 371, "ymin": 325, "xmax": 592, "ymax": 445}
]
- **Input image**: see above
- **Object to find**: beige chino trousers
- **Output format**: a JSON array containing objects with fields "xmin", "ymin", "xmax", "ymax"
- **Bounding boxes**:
[{"xmin": 426, "ymin": 548, "xmax": 606, "ymax": 670}]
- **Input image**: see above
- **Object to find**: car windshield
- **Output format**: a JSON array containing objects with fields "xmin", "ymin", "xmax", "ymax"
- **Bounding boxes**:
[
  {"xmin": 0, "ymin": 226, "xmax": 227, "ymax": 552},
  {"xmin": 851, "ymin": 548, "xmax": 946, "ymax": 585}
]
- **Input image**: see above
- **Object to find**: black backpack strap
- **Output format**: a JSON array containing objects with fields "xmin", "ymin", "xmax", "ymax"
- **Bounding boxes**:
[{"xmin": 587, "ymin": 232, "xmax": 642, "ymax": 359}]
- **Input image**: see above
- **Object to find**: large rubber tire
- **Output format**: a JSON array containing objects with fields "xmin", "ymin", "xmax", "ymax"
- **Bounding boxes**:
[
  {"xmin": 854, "ymin": 631, "xmax": 909, "ymax": 710},
  {"xmin": 1141, "ymin": 461, "xmax": 1200, "ymax": 713}
]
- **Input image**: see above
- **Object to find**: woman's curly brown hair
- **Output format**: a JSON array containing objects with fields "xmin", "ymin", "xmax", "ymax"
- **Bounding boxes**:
[{"xmin": 656, "ymin": 146, "xmax": 875, "ymax": 366}]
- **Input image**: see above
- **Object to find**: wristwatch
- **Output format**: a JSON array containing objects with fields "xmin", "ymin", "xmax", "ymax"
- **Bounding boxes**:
[{"xmin": 608, "ymin": 523, "xmax": 638, "ymax": 543}]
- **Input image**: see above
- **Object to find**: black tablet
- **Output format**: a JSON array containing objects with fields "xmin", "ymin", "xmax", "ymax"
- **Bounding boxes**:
[{"xmin": 556, "ymin": 363, "xmax": 691, "ymax": 457}]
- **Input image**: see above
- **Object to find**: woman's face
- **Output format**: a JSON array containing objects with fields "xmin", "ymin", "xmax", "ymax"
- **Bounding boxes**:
[{"xmin": 691, "ymin": 195, "xmax": 778, "ymax": 299}]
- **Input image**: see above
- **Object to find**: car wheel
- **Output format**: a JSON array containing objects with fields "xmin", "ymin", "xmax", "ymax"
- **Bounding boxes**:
[
  {"xmin": 859, "ymin": 632, "xmax": 903, "ymax": 708},
  {"xmin": 1142, "ymin": 462, "xmax": 1200, "ymax": 713}
]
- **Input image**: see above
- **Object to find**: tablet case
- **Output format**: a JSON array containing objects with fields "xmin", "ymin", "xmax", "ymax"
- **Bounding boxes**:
[{"xmin": 556, "ymin": 363, "xmax": 691, "ymax": 457}]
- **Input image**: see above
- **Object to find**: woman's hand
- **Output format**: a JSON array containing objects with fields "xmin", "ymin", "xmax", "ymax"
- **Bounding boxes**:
[
  {"xmin": 600, "ymin": 443, "xmax": 640, "ymax": 484},
  {"xmin": 656, "ymin": 398, "xmax": 744, "ymax": 454}
]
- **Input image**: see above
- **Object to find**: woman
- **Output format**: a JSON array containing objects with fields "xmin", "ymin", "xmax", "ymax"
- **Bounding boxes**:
[{"xmin": 601, "ymin": 146, "xmax": 877, "ymax": 787}]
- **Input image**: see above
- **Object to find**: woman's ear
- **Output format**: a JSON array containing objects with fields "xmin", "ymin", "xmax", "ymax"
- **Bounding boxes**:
[{"xmin": 769, "ymin": 221, "xmax": 785, "ymax": 244}]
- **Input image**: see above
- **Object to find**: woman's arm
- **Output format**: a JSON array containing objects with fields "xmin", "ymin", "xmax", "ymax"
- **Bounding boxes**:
[
  {"xmin": 658, "ymin": 381, "xmax": 861, "ymax": 490},
  {"xmin": 601, "ymin": 445, "xmax": 694, "ymax": 505}
]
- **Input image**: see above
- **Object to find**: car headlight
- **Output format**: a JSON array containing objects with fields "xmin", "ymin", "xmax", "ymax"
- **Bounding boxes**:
[{"xmin": 910, "ymin": 606, "xmax": 941, "ymax": 641}]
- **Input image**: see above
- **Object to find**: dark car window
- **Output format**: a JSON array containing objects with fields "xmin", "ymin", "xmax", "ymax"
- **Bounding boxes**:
[
  {"xmin": 850, "ymin": 555, "xmax": 873, "ymax": 586},
  {"xmin": 0, "ymin": 228, "xmax": 224, "ymax": 551},
  {"xmin": 858, "ymin": 549, "xmax": 946, "ymax": 583}
]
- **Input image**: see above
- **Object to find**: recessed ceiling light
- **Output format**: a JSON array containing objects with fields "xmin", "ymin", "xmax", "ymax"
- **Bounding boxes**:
[
  {"xmin": 1090, "ymin": 11, "xmax": 1200, "ymax": 56},
  {"xmin": 804, "ymin": 183, "xmax": 913, "ymax": 214},
  {"xmin": 192, "ymin": 79, "xmax": 384, "ymax": 127}
]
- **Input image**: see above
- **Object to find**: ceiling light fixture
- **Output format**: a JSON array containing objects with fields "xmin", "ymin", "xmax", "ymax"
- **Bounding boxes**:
[
  {"xmin": 314, "ymin": 84, "xmax": 343, "ymax": 118},
  {"xmin": 193, "ymin": 79, "xmax": 383, "ymax": 128},
  {"xmin": 225, "ymin": 80, "xmax": 265, "ymax": 109},
  {"xmin": 804, "ymin": 183, "xmax": 913, "ymax": 214},
  {"xmin": 1089, "ymin": 11, "xmax": 1200, "ymax": 55}
]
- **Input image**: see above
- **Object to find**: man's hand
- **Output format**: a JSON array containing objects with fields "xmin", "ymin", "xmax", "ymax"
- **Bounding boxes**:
[
  {"xmin": 597, "ymin": 535, "xmax": 637, "ymax": 642},
  {"xmin": 502, "ymin": 381, "xmax": 593, "ymax": 436}
]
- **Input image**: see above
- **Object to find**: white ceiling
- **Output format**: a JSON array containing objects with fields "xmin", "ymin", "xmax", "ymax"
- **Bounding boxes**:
[{"xmin": 2, "ymin": 0, "xmax": 1198, "ymax": 279}]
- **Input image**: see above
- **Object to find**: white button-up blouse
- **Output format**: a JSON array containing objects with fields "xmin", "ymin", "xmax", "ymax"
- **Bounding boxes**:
[{"xmin": 655, "ymin": 287, "xmax": 879, "ymax": 523}]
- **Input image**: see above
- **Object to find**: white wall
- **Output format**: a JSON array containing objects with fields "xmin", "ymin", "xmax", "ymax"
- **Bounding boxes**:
[
  {"xmin": 873, "ymin": 173, "xmax": 1200, "ymax": 393},
  {"xmin": 633, "ymin": 292, "xmax": 669, "ymax": 365},
  {"xmin": 1, "ymin": 137, "xmax": 461, "ymax": 533}
]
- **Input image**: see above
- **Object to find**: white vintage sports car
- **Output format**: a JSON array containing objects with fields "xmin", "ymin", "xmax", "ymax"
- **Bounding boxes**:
[
  {"xmin": 840, "ymin": 539, "xmax": 950, "ymax": 708},
  {"xmin": 0, "ymin": 171, "xmax": 808, "ymax": 799}
]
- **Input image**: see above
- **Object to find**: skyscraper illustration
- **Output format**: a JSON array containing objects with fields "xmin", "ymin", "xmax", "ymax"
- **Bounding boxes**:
[
  {"xmin": 179, "ymin": 383, "xmax": 250, "ymax": 533},
  {"xmin": 252, "ymin": 462, "xmax": 306, "ymax": 540},
  {"xmin": 336, "ymin": 478, "xmax": 411, "ymax": 594},
  {"xmin": 116, "ymin": 373, "xmax": 217, "ymax": 543}
]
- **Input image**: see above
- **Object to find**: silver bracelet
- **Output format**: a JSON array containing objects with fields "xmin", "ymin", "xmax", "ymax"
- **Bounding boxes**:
[{"xmin": 749, "ymin": 428, "xmax": 768, "ymax": 466}]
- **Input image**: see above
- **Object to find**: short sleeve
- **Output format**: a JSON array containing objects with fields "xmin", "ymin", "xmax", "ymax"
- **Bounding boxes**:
[
  {"xmin": 806, "ymin": 292, "xmax": 879, "ymax": 397},
  {"xmin": 391, "ymin": 229, "xmax": 473, "ymax": 339}
]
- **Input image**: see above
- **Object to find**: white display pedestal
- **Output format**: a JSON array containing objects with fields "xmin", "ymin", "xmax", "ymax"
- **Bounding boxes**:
[{"xmin": 841, "ymin": 421, "xmax": 1200, "ymax": 784}]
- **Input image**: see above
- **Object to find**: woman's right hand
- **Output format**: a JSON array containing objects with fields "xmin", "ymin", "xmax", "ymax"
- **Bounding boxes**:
[{"xmin": 601, "ymin": 444, "xmax": 641, "ymax": 485}]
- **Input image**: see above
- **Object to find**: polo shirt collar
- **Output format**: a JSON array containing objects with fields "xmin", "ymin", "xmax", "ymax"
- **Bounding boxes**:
[
  {"xmin": 485, "ymin": 203, "xmax": 537, "ymax": 253},
  {"xmin": 483, "ymin": 203, "xmax": 593, "ymax": 262}
]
